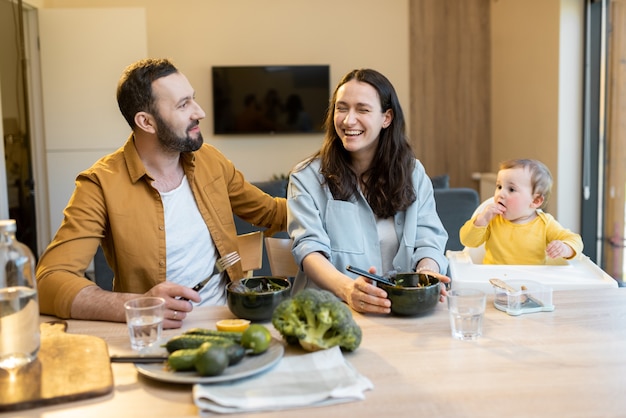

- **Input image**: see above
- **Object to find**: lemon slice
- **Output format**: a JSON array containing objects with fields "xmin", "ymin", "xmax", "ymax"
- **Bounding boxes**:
[{"xmin": 216, "ymin": 319, "xmax": 251, "ymax": 332}]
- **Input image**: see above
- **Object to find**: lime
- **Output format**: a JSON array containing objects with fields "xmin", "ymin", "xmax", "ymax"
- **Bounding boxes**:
[
  {"xmin": 241, "ymin": 324, "xmax": 272, "ymax": 354},
  {"xmin": 194, "ymin": 342, "xmax": 229, "ymax": 376},
  {"xmin": 216, "ymin": 319, "xmax": 251, "ymax": 332}
]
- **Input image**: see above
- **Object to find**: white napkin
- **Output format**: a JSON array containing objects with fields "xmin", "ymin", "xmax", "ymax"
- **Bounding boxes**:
[{"xmin": 193, "ymin": 346, "xmax": 373, "ymax": 415}]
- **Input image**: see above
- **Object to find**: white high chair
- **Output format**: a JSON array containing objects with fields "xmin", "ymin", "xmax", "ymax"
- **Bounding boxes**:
[{"xmin": 446, "ymin": 197, "xmax": 618, "ymax": 291}]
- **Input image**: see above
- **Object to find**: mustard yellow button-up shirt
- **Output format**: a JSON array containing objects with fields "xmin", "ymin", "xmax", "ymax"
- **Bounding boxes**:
[{"xmin": 36, "ymin": 136, "xmax": 286, "ymax": 318}]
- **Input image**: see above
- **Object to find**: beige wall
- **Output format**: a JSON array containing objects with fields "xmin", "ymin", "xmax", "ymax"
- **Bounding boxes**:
[
  {"xmin": 38, "ymin": 0, "xmax": 410, "ymax": 182},
  {"xmin": 0, "ymin": 81, "xmax": 6, "ymax": 219},
  {"xmin": 0, "ymin": 1, "xmax": 20, "ymax": 125},
  {"xmin": 4, "ymin": 0, "xmax": 586, "ymax": 240},
  {"xmin": 491, "ymin": 0, "xmax": 583, "ymax": 230}
]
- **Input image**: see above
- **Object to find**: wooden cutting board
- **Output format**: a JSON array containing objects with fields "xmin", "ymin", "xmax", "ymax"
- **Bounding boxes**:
[{"xmin": 0, "ymin": 320, "xmax": 114, "ymax": 412}]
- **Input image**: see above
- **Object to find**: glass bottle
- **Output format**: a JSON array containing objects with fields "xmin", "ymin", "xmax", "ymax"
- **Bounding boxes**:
[{"xmin": 0, "ymin": 219, "xmax": 40, "ymax": 369}]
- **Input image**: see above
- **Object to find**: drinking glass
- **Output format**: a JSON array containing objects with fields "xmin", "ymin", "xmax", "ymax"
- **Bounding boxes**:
[
  {"xmin": 124, "ymin": 297, "xmax": 165, "ymax": 350},
  {"xmin": 447, "ymin": 288, "xmax": 486, "ymax": 341}
]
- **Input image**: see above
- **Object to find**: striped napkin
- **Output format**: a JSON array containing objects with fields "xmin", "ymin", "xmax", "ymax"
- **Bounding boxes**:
[{"xmin": 193, "ymin": 346, "xmax": 373, "ymax": 415}]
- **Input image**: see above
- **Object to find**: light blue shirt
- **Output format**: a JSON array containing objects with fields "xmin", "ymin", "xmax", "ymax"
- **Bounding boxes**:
[{"xmin": 287, "ymin": 158, "xmax": 448, "ymax": 291}]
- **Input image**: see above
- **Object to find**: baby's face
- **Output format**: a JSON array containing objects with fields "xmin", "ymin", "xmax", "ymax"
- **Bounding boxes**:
[{"xmin": 494, "ymin": 167, "xmax": 538, "ymax": 222}]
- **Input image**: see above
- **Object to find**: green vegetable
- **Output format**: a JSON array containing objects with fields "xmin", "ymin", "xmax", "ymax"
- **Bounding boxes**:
[
  {"xmin": 183, "ymin": 328, "xmax": 243, "ymax": 343},
  {"xmin": 194, "ymin": 342, "xmax": 229, "ymax": 376},
  {"xmin": 224, "ymin": 343, "xmax": 246, "ymax": 365},
  {"xmin": 166, "ymin": 341, "xmax": 246, "ymax": 370},
  {"xmin": 241, "ymin": 324, "xmax": 272, "ymax": 354},
  {"xmin": 167, "ymin": 348, "xmax": 199, "ymax": 371},
  {"xmin": 271, "ymin": 288, "xmax": 362, "ymax": 352},
  {"xmin": 164, "ymin": 334, "xmax": 235, "ymax": 353}
]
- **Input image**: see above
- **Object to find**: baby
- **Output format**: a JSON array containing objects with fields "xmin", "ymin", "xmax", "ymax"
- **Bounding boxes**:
[{"xmin": 460, "ymin": 159, "xmax": 583, "ymax": 264}]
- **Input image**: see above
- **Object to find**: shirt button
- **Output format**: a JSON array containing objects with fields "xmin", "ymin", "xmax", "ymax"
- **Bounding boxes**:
[
  {"xmin": 159, "ymin": 260, "xmax": 165, "ymax": 267},
  {"xmin": 159, "ymin": 226, "xmax": 164, "ymax": 231}
]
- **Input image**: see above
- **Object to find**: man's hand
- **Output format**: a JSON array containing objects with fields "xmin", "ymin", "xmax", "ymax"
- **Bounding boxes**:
[
  {"xmin": 144, "ymin": 282, "xmax": 202, "ymax": 329},
  {"xmin": 71, "ymin": 281, "xmax": 202, "ymax": 329}
]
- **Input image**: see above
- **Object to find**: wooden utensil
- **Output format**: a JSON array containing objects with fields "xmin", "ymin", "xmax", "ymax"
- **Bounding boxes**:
[
  {"xmin": 489, "ymin": 278, "xmax": 518, "ymax": 293},
  {"xmin": 489, "ymin": 278, "xmax": 543, "ymax": 307},
  {"xmin": 0, "ymin": 320, "xmax": 113, "ymax": 412}
]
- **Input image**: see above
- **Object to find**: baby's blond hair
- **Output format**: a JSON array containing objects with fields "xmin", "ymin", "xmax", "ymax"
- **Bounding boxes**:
[{"xmin": 499, "ymin": 159, "xmax": 552, "ymax": 210}]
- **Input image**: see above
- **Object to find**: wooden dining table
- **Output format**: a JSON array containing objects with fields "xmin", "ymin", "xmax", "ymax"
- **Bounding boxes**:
[{"xmin": 3, "ymin": 287, "xmax": 626, "ymax": 418}]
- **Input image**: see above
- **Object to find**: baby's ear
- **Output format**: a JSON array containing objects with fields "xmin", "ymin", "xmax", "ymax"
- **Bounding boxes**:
[{"xmin": 531, "ymin": 194, "xmax": 544, "ymax": 209}]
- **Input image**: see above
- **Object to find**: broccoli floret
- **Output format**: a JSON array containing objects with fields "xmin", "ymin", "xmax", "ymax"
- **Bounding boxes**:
[
  {"xmin": 271, "ymin": 288, "xmax": 362, "ymax": 352},
  {"xmin": 271, "ymin": 298, "xmax": 307, "ymax": 344}
]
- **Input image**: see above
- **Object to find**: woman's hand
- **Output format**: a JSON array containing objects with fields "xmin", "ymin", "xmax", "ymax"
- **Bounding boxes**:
[
  {"xmin": 302, "ymin": 253, "xmax": 391, "ymax": 314},
  {"xmin": 416, "ymin": 265, "xmax": 451, "ymax": 302},
  {"xmin": 345, "ymin": 267, "xmax": 391, "ymax": 314}
]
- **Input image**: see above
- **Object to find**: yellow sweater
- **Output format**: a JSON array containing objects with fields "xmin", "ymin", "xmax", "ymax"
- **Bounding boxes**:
[{"xmin": 459, "ymin": 210, "xmax": 583, "ymax": 265}]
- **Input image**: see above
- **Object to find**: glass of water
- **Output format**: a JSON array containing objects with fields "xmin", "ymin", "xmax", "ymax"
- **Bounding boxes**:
[
  {"xmin": 124, "ymin": 297, "xmax": 165, "ymax": 350},
  {"xmin": 447, "ymin": 288, "xmax": 486, "ymax": 341}
]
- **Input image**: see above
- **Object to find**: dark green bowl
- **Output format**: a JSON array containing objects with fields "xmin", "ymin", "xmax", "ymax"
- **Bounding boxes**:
[
  {"xmin": 226, "ymin": 277, "xmax": 292, "ymax": 322},
  {"xmin": 379, "ymin": 273, "xmax": 440, "ymax": 316}
]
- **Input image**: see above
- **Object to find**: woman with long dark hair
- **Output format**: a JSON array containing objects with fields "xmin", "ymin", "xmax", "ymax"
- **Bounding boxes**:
[{"xmin": 288, "ymin": 69, "xmax": 449, "ymax": 314}]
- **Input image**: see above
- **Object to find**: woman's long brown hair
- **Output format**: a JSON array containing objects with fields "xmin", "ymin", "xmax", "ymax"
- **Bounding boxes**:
[{"xmin": 299, "ymin": 69, "xmax": 416, "ymax": 218}]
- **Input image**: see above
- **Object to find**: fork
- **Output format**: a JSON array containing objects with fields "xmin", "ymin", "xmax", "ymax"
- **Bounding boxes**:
[{"xmin": 180, "ymin": 251, "xmax": 241, "ymax": 300}]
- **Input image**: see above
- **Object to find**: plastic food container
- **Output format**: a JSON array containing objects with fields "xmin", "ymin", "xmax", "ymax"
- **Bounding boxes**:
[{"xmin": 492, "ymin": 279, "xmax": 555, "ymax": 316}]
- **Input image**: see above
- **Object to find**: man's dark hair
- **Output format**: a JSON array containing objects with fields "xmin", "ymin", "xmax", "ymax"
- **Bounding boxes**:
[{"xmin": 116, "ymin": 58, "xmax": 178, "ymax": 128}]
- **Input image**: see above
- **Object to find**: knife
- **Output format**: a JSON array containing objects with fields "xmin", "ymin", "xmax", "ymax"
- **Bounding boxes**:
[{"xmin": 110, "ymin": 354, "xmax": 168, "ymax": 363}]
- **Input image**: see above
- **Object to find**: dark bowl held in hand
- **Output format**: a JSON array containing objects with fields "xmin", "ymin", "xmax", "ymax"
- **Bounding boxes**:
[
  {"xmin": 379, "ymin": 273, "xmax": 440, "ymax": 316},
  {"xmin": 226, "ymin": 277, "xmax": 292, "ymax": 322}
]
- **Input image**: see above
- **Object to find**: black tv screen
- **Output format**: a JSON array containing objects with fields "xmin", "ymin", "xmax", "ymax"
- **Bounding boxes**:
[{"xmin": 212, "ymin": 65, "xmax": 330, "ymax": 135}]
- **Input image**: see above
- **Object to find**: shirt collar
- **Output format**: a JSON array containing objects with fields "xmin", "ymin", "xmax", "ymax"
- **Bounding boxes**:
[{"xmin": 123, "ymin": 134, "xmax": 197, "ymax": 184}]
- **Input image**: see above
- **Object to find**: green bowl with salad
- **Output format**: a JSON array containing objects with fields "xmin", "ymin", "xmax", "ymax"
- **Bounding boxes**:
[{"xmin": 226, "ymin": 277, "xmax": 292, "ymax": 322}]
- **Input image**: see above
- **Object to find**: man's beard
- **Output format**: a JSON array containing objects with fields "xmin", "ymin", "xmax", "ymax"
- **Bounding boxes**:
[{"xmin": 153, "ymin": 112, "xmax": 203, "ymax": 153}]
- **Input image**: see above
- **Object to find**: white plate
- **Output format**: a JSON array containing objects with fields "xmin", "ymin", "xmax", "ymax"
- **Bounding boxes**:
[{"xmin": 135, "ymin": 338, "xmax": 284, "ymax": 384}]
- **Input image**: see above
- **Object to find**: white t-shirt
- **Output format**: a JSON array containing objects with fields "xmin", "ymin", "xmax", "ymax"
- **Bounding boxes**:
[
  {"xmin": 160, "ymin": 176, "xmax": 226, "ymax": 305},
  {"xmin": 377, "ymin": 216, "xmax": 399, "ymax": 275}
]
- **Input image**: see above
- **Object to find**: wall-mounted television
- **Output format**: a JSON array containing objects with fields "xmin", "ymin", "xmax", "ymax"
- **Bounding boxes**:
[{"xmin": 212, "ymin": 65, "xmax": 330, "ymax": 135}]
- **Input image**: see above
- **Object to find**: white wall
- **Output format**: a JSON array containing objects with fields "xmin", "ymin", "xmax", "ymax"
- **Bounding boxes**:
[
  {"xmin": 5, "ymin": 0, "xmax": 407, "ymax": 248},
  {"xmin": 4, "ymin": 0, "xmax": 586, "ymax": 244},
  {"xmin": 38, "ymin": 0, "xmax": 409, "ymax": 182},
  {"xmin": 491, "ymin": 0, "xmax": 584, "ymax": 231},
  {"xmin": 557, "ymin": 0, "xmax": 584, "ymax": 233},
  {"xmin": 36, "ymin": 8, "xmax": 148, "ymax": 242}
]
